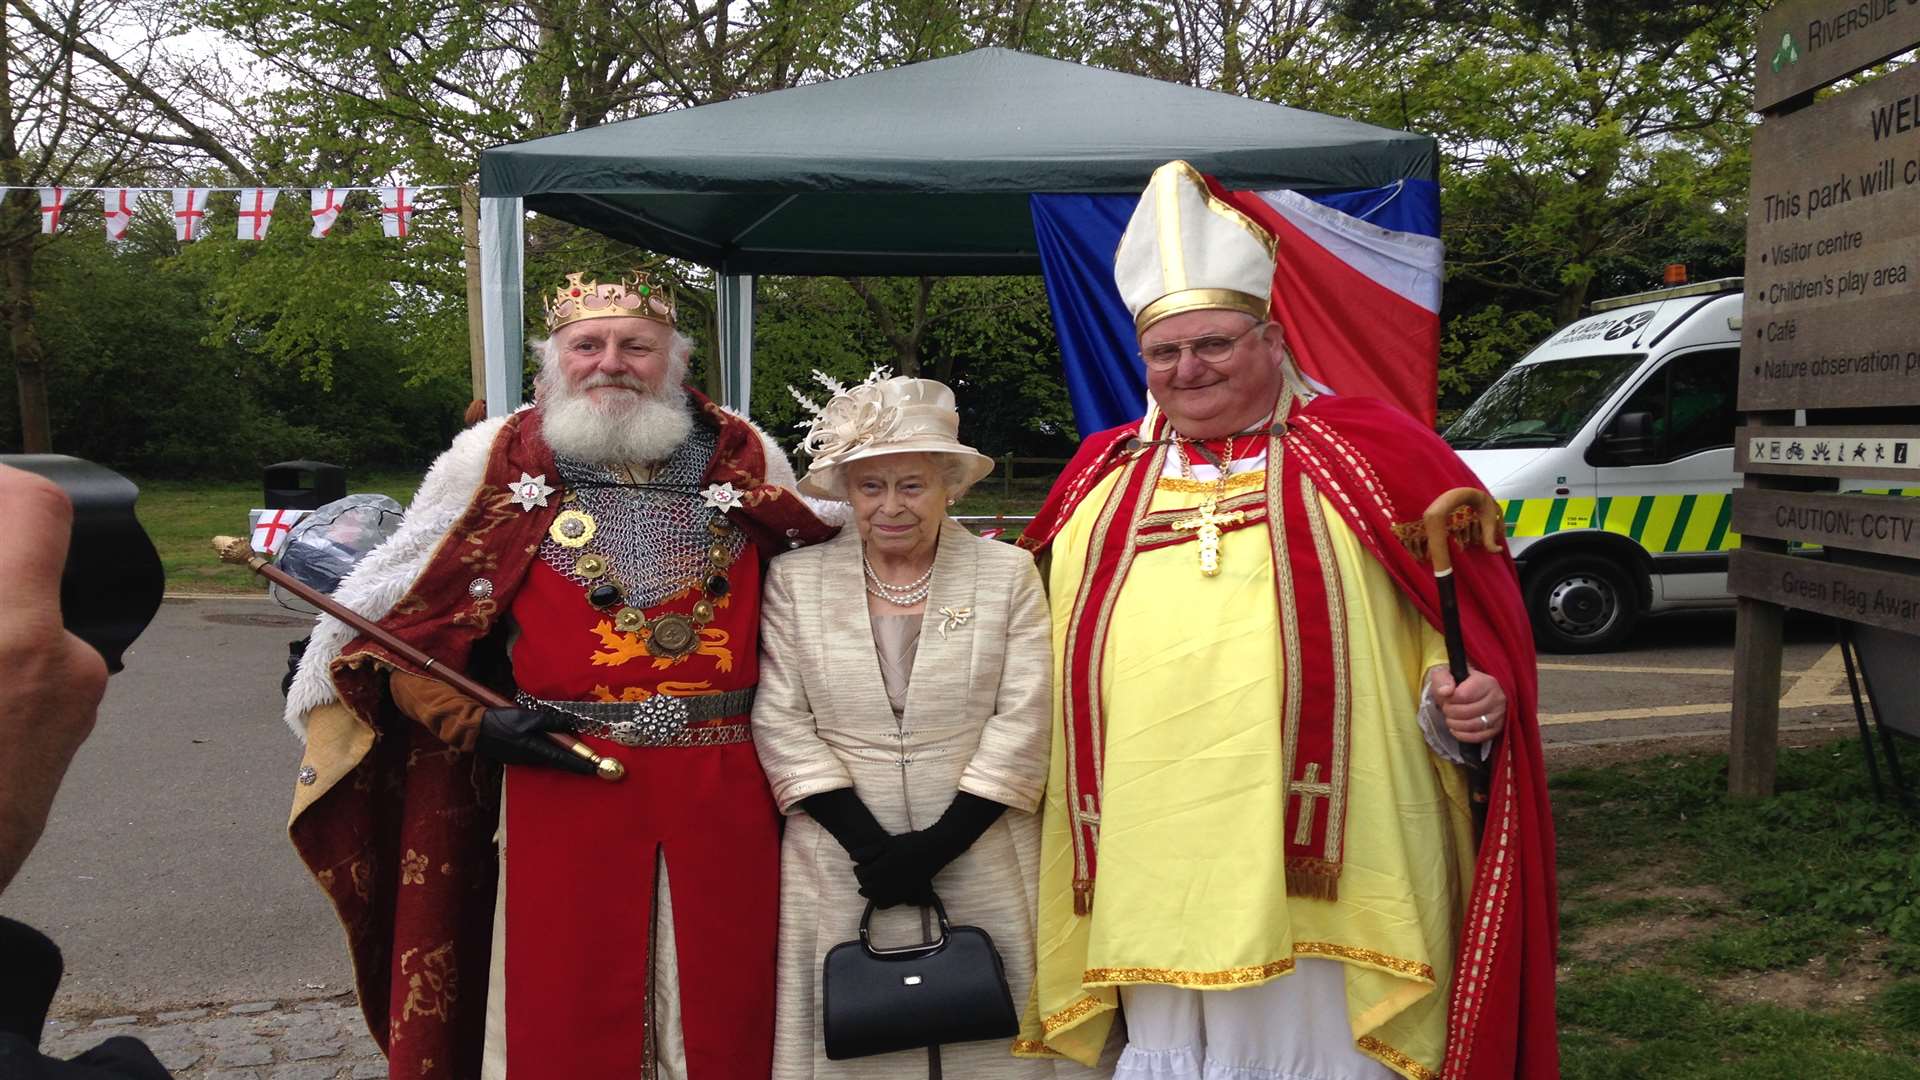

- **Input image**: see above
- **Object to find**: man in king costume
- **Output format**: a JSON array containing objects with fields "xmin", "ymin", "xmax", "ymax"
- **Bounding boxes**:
[
  {"xmin": 282, "ymin": 270, "xmax": 837, "ymax": 1080},
  {"xmin": 1015, "ymin": 163, "xmax": 1558, "ymax": 1079}
]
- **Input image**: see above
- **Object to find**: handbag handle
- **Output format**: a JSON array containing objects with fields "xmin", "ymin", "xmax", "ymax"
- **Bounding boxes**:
[{"xmin": 857, "ymin": 893, "xmax": 952, "ymax": 957}]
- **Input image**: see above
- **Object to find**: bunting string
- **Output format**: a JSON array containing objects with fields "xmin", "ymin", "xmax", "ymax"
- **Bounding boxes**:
[{"xmin": 6, "ymin": 184, "xmax": 458, "ymax": 243}]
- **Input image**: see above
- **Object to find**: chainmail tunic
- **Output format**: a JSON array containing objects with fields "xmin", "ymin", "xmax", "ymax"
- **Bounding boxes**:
[{"xmin": 540, "ymin": 425, "xmax": 745, "ymax": 609}]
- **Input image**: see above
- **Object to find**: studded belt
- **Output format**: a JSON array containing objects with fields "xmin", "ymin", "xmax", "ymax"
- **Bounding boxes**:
[{"xmin": 515, "ymin": 688, "xmax": 756, "ymax": 748}]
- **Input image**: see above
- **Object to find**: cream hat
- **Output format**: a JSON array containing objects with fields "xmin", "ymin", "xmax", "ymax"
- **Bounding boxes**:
[
  {"xmin": 794, "ymin": 375, "xmax": 996, "ymax": 501},
  {"xmin": 1114, "ymin": 160, "xmax": 1277, "ymax": 333}
]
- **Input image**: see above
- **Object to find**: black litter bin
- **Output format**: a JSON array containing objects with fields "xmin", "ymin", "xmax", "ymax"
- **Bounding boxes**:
[{"xmin": 264, "ymin": 460, "xmax": 347, "ymax": 510}]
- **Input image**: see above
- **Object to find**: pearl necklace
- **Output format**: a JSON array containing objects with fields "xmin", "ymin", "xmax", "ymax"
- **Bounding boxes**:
[{"xmin": 864, "ymin": 555, "xmax": 933, "ymax": 607}]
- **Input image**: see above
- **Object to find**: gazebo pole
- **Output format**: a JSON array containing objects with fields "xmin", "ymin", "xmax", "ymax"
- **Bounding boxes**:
[
  {"xmin": 480, "ymin": 196, "xmax": 527, "ymax": 417},
  {"xmin": 715, "ymin": 272, "xmax": 755, "ymax": 414}
]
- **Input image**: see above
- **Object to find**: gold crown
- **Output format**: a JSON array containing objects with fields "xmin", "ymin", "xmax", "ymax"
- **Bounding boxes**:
[{"xmin": 542, "ymin": 270, "xmax": 676, "ymax": 332}]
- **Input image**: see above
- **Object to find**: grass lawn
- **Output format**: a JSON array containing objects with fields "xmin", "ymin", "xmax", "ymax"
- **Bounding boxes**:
[
  {"xmin": 1552, "ymin": 739, "xmax": 1920, "ymax": 1078},
  {"xmin": 134, "ymin": 472, "xmax": 422, "ymax": 595}
]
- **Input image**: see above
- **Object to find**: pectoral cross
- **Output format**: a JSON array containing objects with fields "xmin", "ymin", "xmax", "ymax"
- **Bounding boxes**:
[
  {"xmin": 1288, "ymin": 762, "xmax": 1332, "ymax": 846},
  {"xmin": 1172, "ymin": 496, "xmax": 1248, "ymax": 576}
]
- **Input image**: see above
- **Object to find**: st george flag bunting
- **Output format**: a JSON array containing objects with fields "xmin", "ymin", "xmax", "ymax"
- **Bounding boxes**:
[
  {"xmin": 102, "ymin": 188, "xmax": 137, "ymax": 242},
  {"xmin": 1205, "ymin": 178, "xmax": 1444, "ymax": 427},
  {"xmin": 38, "ymin": 188, "xmax": 65, "ymax": 234},
  {"xmin": 379, "ymin": 186, "xmax": 414, "ymax": 238},
  {"xmin": 248, "ymin": 508, "xmax": 309, "ymax": 556},
  {"xmin": 172, "ymin": 187, "xmax": 209, "ymax": 241},
  {"xmin": 310, "ymin": 187, "xmax": 344, "ymax": 238},
  {"xmin": 236, "ymin": 187, "xmax": 279, "ymax": 241}
]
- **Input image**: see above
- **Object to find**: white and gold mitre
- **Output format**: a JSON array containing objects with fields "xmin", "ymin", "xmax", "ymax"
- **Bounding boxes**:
[{"xmin": 1114, "ymin": 160, "xmax": 1277, "ymax": 333}]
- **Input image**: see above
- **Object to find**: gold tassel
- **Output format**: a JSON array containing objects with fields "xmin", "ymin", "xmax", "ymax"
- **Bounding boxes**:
[
  {"xmin": 1285, "ymin": 860, "xmax": 1341, "ymax": 902},
  {"xmin": 1072, "ymin": 878, "xmax": 1094, "ymax": 916}
]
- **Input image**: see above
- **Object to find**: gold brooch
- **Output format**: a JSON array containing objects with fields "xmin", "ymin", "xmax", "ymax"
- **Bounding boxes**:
[
  {"xmin": 938, "ymin": 606, "xmax": 972, "ymax": 639},
  {"xmin": 549, "ymin": 509, "xmax": 597, "ymax": 548}
]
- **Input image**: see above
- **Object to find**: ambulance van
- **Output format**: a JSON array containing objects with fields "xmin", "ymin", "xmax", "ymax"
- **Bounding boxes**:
[{"xmin": 1444, "ymin": 277, "xmax": 1915, "ymax": 652}]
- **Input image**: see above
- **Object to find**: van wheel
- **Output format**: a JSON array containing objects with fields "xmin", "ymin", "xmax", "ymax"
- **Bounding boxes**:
[{"xmin": 1525, "ymin": 554, "xmax": 1639, "ymax": 653}]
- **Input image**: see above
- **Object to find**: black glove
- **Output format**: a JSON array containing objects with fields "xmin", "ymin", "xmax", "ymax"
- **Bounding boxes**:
[
  {"xmin": 853, "ymin": 792, "xmax": 1006, "ymax": 908},
  {"xmin": 477, "ymin": 707, "xmax": 598, "ymax": 776},
  {"xmin": 799, "ymin": 789, "xmax": 887, "ymax": 864},
  {"xmin": 279, "ymin": 636, "xmax": 309, "ymax": 698}
]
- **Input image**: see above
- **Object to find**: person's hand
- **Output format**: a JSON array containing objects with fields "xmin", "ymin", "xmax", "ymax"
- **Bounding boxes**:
[
  {"xmin": 1427, "ymin": 665, "xmax": 1506, "ymax": 745},
  {"xmin": 477, "ymin": 707, "xmax": 598, "ymax": 775},
  {"xmin": 852, "ymin": 792, "xmax": 1006, "ymax": 908},
  {"xmin": 0, "ymin": 466, "xmax": 110, "ymax": 895},
  {"xmin": 853, "ymin": 831, "xmax": 943, "ymax": 909}
]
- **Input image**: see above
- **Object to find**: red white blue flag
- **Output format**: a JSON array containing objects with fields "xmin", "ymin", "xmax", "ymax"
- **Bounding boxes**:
[{"xmin": 1207, "ymin": 178, "xmax": 1444, "ymax": 427}]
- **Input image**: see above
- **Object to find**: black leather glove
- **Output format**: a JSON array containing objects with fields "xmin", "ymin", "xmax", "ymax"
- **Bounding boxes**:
[
  {"xmin": 800, "ymin": 789, "xmax": 887, "ymax": 864},
  {"xmin": 853, "ymin": 792, "xmax": 1007, "ymax": 908},
  {"xmin": 477, "ymin": 707, "xmax": 597, "ymax": 776},
  {"xmin": 279, "ymin": 636, "xmax": 309, "ymax": 698}
]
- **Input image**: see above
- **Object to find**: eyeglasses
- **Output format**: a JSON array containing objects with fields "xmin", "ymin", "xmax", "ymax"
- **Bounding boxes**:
[{"xmin": 1139, "ymin": 321, "xmax": 1268, "ymax": 370}]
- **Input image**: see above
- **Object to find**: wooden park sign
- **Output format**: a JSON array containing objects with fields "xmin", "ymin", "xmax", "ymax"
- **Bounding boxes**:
[
  {"xmin": 1741, "ymin": 58, "xmax": 1920, "ymax": 410},
  {"xmin": 1754, "ymin": 0, "xmax": 1920, "ymax": 111},
  {"xmin": 1730, "ymin": 4, "xmax": 1920, "ymax": 799},
  {"xmin": 1732, "ymin": 489, "xmax": 1920, "ymax": 559}
]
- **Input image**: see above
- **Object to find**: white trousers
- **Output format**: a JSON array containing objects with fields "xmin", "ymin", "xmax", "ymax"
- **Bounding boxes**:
[{"xmin": 1114, "ymin": 960, "xmax": 1397, "ymax": 1080}]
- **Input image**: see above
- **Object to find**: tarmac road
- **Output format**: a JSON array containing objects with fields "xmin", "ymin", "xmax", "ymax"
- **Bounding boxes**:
[{"xmin": 0, "ymin": 597, "xmax": 1865, "ymax": 1018}]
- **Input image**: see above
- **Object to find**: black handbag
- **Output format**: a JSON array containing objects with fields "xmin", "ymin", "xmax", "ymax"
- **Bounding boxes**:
[{"xmin": 821, "ymin": 893, "xmax": 1019, "ymax": 1060}]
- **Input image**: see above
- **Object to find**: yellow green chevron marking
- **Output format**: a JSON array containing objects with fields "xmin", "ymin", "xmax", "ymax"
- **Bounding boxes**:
[
  {"xmin": 1499, "ymin": 493, "xmax": 1744, "ymax": 552},
  {"xmin": 1499, "ymin": 490, "xmax": 1919, "ymax": 554}
]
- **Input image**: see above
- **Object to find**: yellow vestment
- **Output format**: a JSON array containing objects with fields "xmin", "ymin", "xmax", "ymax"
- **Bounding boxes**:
[{"xmin": 1023, "ymin": 467, "xmax": 1477, "ymax": 1080}]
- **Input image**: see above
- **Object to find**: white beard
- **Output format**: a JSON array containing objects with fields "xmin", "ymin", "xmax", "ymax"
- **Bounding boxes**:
[{"xmin": 540, "ymin": 379, "xmax": 695, "ymax": 466}]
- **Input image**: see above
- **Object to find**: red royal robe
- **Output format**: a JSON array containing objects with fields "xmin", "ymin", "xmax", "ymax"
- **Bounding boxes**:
[
  {"xmin": 290, "ymin": 393, "xmax": 837, "ymax": 1079},
  {"xmin": 1021, "ymin": 393, "xmax": 1560, "ymax": 1080}
]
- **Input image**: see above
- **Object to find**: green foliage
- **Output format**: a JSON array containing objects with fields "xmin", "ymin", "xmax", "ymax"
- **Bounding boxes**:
[
  {"xmin": 1553, "ymin": 745, "xmax": 1920, "ymax": 1076},
  {"xmin": 0, "ymin": 201, "xmax": 467, "ymax": 475},
  {"xmin": 1880, "ymin": 980, "xmax": 1920, "ymax": 1034},
  {"xmin": 1685, "ymin": 917, "xmax": 1849, "ymax": 974}
]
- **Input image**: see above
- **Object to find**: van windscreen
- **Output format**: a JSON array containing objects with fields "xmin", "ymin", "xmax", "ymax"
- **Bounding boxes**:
[{"xmin": 1445, "ymin": 353, "xmax": 1643, "ymax": 450}]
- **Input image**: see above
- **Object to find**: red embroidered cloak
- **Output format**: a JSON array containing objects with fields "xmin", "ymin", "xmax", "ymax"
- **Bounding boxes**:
[{"xmin": 287, "ymin": 392, "xmax": 837, "ymax": 1079}]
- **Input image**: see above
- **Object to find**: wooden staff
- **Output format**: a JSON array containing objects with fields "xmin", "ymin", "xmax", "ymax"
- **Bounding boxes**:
[
  {"xmin": 212, "ymin": 535, "xmax": 625, "ymax": 781},
  {"xmin": 1418, "ymin": 488, "xmax": 1505, "ymax": 841}
]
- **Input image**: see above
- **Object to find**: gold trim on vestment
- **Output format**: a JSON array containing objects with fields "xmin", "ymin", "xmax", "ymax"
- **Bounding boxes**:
[
  {"xmin": 1356, "ymin": 1035, "xmax": 1440, "ymax": 1080},
  {"xmin": 1155, "ymin": 469, "xmax": 1266, "ymax": 496},
  {"xmin": 1142, "ymin": 489, "xmax": 1266, "ymax": 524},
  {"xmin": 1303, "ymin": 473, "xmax": 1352, "ymax": 864},
  {"xmin": 1268, "ymin": 433, "xmax": 1306, "ymax": 889},
  {"xmin": 1041, "ymin": 994, "xmax": 1108, "ymax": 1035},
  {"xmin": 1295, "ymin": 941, "xmax": 1436, "ymax": 982},
  {"xmin": 1083, "ymin": 956, "xmax": 1296, "ymax": 988},
  {"xmin": 1136, "ymin": 289, "xmax": 1270, "ymax": 333},
  {"xmin": 1009, "ymin": 1039, "xmax": 1065, "ymax": 1058}
]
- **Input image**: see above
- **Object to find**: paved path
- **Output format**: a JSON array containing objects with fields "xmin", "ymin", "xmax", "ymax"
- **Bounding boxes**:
[
  {"xmin": 0, "ymin": 597, "xmax": 352, "ymax": 1014},
  {"xmin": 40, "ymin": 1000, "xmax": 384, "ymax": 1079}
]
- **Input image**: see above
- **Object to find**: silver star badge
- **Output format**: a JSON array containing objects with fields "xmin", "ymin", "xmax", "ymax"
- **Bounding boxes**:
[
  {"xmin": 701, "ymin": 481, "xmax": 744, "ymax": 514},
  {"xmin": 509, "ymin": 472, "xmax": 555, "ymax": 511}
]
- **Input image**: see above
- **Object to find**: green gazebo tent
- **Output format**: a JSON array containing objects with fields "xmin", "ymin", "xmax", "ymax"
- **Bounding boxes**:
[{"xmin": 475, "ymin": 48, "xmax": 1435, "ymax": 414}]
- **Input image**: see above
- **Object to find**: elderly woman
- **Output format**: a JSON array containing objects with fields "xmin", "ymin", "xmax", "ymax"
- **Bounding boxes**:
[{"xmin": 752, "ymin": 376, "xmax": 1057, "ymax": 1079}]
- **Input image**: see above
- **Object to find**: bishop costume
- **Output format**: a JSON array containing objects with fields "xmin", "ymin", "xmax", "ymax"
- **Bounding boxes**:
[{"xmin": 1015, "ymin": 163, "xmax": 1557, "ymax": 1080}]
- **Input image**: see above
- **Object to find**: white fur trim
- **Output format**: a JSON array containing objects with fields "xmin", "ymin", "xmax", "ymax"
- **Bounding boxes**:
[
  {"xmin": 719, "ymin": 406, "xmax": 798, "ymax": 491},
  {"xmin": 281, "ymin": 416, "xmax": 511, "ymax": 741}
]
